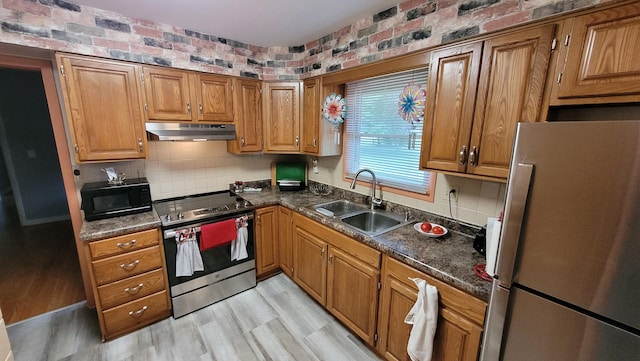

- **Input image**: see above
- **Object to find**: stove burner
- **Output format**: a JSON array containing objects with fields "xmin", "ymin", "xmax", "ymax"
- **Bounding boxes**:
[
  {"xmin": 153, "ymin": 191, "xmax": 254, "ymax": 228},
  {"xmin": 193, "ymin": 205, "xmax": 229, "ymax": 215}
]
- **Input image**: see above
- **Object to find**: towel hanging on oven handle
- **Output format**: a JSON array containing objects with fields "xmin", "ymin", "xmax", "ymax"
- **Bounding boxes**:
[{"xmin": 163, "ymin": 213, "xmax": 254, "ymax": 239}]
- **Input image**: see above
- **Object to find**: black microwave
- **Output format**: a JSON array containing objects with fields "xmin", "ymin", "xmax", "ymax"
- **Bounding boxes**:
[{"xmin": 81, "ymin": 177, "xmax": 152, "ymax": 221}]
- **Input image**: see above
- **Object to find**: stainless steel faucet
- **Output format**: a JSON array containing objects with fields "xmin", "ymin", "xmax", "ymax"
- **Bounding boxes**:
[{"xmin": 350, "ymin": 168, "xmax": 383, "ymax": 210}]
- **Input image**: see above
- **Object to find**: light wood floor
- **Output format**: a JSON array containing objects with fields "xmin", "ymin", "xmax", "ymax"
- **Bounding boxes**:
[
  {"xmin": 7, "ymin": 273, "xmax": 382, "ymax": 361},
  {"xmin": 0, "ymin": 194, "xmax": 85, "ymax": 324}
]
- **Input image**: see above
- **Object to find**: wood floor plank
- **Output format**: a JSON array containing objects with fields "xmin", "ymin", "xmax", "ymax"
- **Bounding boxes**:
[{"xmin": 7, "ymin": 274, "xmax": 382, "ymax": 361}]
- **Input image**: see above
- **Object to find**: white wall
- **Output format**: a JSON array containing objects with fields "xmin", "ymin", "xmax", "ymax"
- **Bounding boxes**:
[{"xmin": 309, "ymin": 155, "xmax": 506, "ymax": 226}]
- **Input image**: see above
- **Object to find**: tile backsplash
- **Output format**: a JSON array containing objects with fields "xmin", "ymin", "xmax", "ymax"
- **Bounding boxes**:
[
  {"xmin": 76, "ymin": 141, "xmax": 281, "ymax": 200},
  {"xmin": 77, "ymin": 141, "xmax": 504, "ymax": 226}
]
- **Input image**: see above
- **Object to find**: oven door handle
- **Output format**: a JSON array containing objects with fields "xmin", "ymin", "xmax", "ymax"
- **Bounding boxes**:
[{"xmin": 163, "ymin": 213, "xmax": 254, "ymax": 239}]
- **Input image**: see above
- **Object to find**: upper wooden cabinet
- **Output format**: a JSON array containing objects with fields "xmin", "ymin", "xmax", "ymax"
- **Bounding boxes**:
[
  {"xmin": 263, "ymin": 81, "xmax": 301, "ymax": 153},
  {"xmin": 302, "ymin": 78, "xmax": 343, "ymax": 156},
  {"xmin": 56, "ymin": 53, "xmax": 147, "ymax": 162},
  {"xmin": 376, "ymin": 255, "xmax": 486, "ymax": 361},
  {"xmin": 142, "ymin": 67, "xmax": 234, "ymax": 122},
  {"xmin": 302, "ymin": 78, "xmax": 321, "ymax": 154},
  {"xmin": 420, "ymin": 25, "xmax": 556, "ymax": 180},
  {"xmin": 551, "ymin": 1, "xmax": 640, "ymax": 104},
  {"xmin": 227, "ymin": 78, "xmax": 263, "ymax": 153}
]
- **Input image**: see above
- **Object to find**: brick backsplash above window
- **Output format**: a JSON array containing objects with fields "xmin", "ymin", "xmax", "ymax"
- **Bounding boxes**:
[{"xmin": 0, "ymin": 0, "xmax": 601, "ymax": 81}]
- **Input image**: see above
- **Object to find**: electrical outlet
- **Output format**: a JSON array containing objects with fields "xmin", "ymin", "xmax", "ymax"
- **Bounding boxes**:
[{"xmin": 443, "ymin": 186, "xmax": 459, "ymax": 202}]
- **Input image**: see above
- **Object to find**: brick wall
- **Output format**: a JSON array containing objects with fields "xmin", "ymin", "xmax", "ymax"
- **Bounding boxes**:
[{"xmin": 0, "ymin": 0, "xmax": 602, "ymax": 80}]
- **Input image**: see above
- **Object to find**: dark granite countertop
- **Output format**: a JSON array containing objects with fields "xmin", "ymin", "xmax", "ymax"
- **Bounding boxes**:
[
  {"xmin": 240, "ymin": 186, "xmax": 491, "ymax": 301},
  {"xmin": 79, "ymin": 209, "xmax": 161, "ymax": 242}
]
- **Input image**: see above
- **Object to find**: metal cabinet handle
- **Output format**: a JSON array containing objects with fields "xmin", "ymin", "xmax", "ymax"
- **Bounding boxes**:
[
  {"xmin": 186, "ymin": 102, "xmax": 191, "ymax": 114},
  {"xmin": 128, "ymin": 305, "xmax": 148, "ymax": 318},
  {"xmin": 256, "ymin": 215, "xmax": 261, "ymax": 225},
  {"xmin": 313, "ymin": 138, "xmax": 317, "ymax": 147},
  {"xmin": 138, "ymin": 138, "xmax": 143, "ymax": 153},
  {"xmin": 241, "ymin": 137, "xmax": 245, "ymax": 146},
  {"xmin": 116, "ymin": 239, "xmax": 137, "ymax": 249},
  {"xmin": 459, "ymin": 145, "xmax": 467, "ymax": 165},
  {"xmin": 469, "ymin": 146, "xmax": 478, "ymax": 166},
  {"xmin": 321, "ymin": 248, "xmax": 325, "ymax": 258},
  {"xmin": 295, "ymin": 136, "xmax": 299, "ymax": 146},
  {"xmin": 124, "ymin": 283, "xmax": 144, "ymax": 295},
  {"xmin": 329, "ymin": 254, "xmax": 333, "ymax": 265},
  {"xmin": 120, "ymin": 260, "xmax": 140, "ymax": 270},
  {"xmin": 199, "ymin": 103, "xmax": 203, "ymax": 115}
]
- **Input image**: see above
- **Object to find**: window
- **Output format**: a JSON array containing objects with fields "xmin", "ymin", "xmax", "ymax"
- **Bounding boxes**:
[{"xmin": 344, "ymin": 68, "xmax": 434, "ymax": 197}]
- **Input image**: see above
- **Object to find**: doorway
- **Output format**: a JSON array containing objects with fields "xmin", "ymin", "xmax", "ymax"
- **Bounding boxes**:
[{"xmin": 0, "ymin": 54, "xmax": 90, "ymax": 324}]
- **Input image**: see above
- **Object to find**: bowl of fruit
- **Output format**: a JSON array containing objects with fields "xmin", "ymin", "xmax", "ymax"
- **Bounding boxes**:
[{"xmin": 414, "ymin": 221, "xmax": 448, "ymax": 238}]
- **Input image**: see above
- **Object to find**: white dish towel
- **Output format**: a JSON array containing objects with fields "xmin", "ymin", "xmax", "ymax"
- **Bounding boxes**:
[
  {"xmin": 175, "ymin": 228, "xmax": 204, "ymax": 277},
  {"xmin": 404, "ymin": 277, "xmax": 439, "ymax": 361},
  {"xmin": 231, "ymin": 216, "xmax": 249, "ymax": 261}
]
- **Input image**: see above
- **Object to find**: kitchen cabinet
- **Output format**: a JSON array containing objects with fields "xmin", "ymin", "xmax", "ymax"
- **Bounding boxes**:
[
  {"xmin": 255, "ymin": 206, "xmax": 280, "ymax": 278},
  {"xmin": 293, "ymin": 212, "xmax": 381, "ymax": 345},
  {"xmin": 278, "ymin": 206, "xmax": 294, "ymax": 277},
  {"xmin": 143, "ymin": 67, "xmax": 234, "ymax": 122},
  {"xmin": 227, "ymin": 78, "xmax": 263, "ymax": 153},
  {"xmin": 420, "ymin": 25, "xmax": 555, "ymax": 179},
  {"xmin": 551, "ymin": 1, "xmax": 640, "ymax": 105},
  {"xmin": 56, "ymin": 53, "xmax": 147, "ymax": 162},
  {"xmin": 263, "ymin": 81, "xmax": 301, "ymax": 153},
  {"xmin": 301, "ymin": 78, "xmax": 343, "ymax": 156},
  {"xmin": 301, "ymin": 78, "xmax": 321, "ymax": 154},
  {"xmin": 376, "ymin": 255, "xmax": 486, "ymax": 361},
  {"xmin": 84, "ymin": 228, "xmax": 171, "ymax": 340}
]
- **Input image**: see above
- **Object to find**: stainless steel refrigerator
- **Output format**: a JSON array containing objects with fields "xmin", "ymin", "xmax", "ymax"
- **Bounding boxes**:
[{"xmin": 480, "ymin": 121, "xmax": 640, "ymax": 360}]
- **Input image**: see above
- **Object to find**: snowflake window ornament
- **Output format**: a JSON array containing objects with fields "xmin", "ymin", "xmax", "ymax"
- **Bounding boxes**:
[
  {"xmin": 398, "ymin": 82, "xmax": 426, "ymax": 124},
  {"xmin": 322, "ymin": 93, "xmax": 347, "ymax": 126}
]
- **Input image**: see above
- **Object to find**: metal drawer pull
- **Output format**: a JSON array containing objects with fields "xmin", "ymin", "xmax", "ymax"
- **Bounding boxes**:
[
  {"xmin": 116, "ymin": 240, "xmax": 137, "ymax": 249},
  {"xmin": 124, "ymin": 283, "xmax": 144, "ymax": 294},
  {"xmin": 120, "ymin": 260, "xmax": 140, "ymax": 270},
  {"xmin": 128, "ymin": 306, "xmax": 148, "ymax": 318}
]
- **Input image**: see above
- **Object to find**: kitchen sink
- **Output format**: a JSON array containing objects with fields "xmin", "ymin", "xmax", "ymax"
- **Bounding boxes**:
[
  {"xmin": 340, "ymin": 209, "xmax": 410, "ymax": 237},
  {"xmin": 313, "ymin": 199, "xmax": 368, "ymax": 217}
]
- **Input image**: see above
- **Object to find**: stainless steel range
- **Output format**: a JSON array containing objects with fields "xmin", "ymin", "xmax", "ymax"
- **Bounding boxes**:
[{"xmin": 153, "ymin": 191, "xmax": 256, "ymax": 318}]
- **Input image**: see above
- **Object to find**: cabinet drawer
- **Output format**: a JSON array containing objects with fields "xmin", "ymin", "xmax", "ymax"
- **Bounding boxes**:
[
  {"xmin": 92, "ymin": 246, "xmax": 162, "ymax": 285},
  {"xmin": 89, "ymin": 229, "xmax": 158, "ymax": 259},
  {"xmin": 102, "ymin": 290, "xmax": 170, "ymax": 338},
  {"xmin": 97, "ymin": 269, "xmax": 166, "ymax": 309}
]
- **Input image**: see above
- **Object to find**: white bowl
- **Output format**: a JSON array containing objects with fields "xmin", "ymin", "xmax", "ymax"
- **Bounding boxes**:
[{"xmin": 414, "ymin": 222, "xmax": 448, "ymax": 238}]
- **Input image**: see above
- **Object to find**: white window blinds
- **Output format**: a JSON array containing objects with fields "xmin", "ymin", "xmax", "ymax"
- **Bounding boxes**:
[{"xmin": 344, "ymin": 68, "xmax": 432, "ymax": 194}]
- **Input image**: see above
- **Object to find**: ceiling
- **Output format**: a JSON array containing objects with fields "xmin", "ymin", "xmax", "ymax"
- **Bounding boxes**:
[{"xmin": 69, "ymin": 0, "xmax": 403, "ymax": 47}]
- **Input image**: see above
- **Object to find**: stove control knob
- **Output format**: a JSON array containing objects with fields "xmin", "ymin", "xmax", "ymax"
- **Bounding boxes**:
[
  {"xmin": 177, "ymin": 212, "xmax": 184, "ymax": 219},
  {"xmin": 165, "ymin": 214, "xmax": 172, "ymax": 221}
]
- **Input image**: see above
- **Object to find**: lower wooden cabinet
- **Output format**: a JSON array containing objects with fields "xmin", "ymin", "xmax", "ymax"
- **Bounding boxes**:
[
  {"xmin": 84, "ymin": 228, "xmax": 171, "ymax": 341},
  {"xmin": 292, "ymin": 212, "xmax": 381, "ymax": 346},
  {"xmin": 255, "ymin": 206, "xmax": 280, "ymax": 278},
  {"xmin": 376, "ymin": 255, "xmax": 486, "ymax": 361},
  {"xmin": 278, "ymin": 206, "xmax": 294, "ymax": 277}
]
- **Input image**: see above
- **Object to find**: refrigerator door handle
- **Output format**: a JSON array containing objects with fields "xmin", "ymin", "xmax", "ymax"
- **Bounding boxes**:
[
  {"xmin": 495, "ymin": 163, "xmax": 534, "ymax": 287},
  {"xmin": 480, "ymin": 280, "xmax": 510, "ymax": 361}
]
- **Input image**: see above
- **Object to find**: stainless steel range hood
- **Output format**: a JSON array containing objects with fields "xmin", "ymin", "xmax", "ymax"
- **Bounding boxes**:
[{"xmin": 146, "ymin": 122, "xmax": 236, "ymax": 141}]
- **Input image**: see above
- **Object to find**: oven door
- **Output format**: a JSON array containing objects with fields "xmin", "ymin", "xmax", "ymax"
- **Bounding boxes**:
[{"xmin": 162, "ymin": 213, "xmax": 255, "ymax": 298}]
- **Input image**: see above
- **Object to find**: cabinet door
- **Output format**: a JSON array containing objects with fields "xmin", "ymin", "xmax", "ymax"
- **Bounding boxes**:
[
  {"xmin": 228, "ymin": 78, "xmax": 263, "ymax": 153},
  {"xmin": 377, "ymin": 256, "xmax": 486, "ymax": 361},
  {"xmin": 278, "ymin": 206, "xmax": 294, "ymax": 277},
  {"xmin": 194, "ymin": 73, "xmax": 234, "ymax": 122},
  {"xmin": 469, "ymin": 25, "xmax": 555, "ymax": 179},
  {"xmin": 420, "ymin": 42, "xmax": 482, "ymax": 173},
  {"xmin": 302, "ymin": 78, "xmax": 320, "ymax": 154},
  {"xmin": 557, "ymin": 2, "xmax": 640, "ymax": 100},
  {"xmin": 57, "ymin": 54, "xmax": 146, "ymax": 162},
  {"xmin": 255, "ymin": 206, "xmax": 279, "ymax": 277},
  {"xmin": 263, "ymin": 82, "xmax": 301, "ymax": 153},
  {"xmin": 143, "ymin": 67, "xmax": 193, "ymax": 121},
  {"xmin": 326, "ymin": 246, "xmax": 380, "ymax": 345},
  {"xmin": 293, "ymin": 226, "xmax": 327, "ymax": 304}
]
